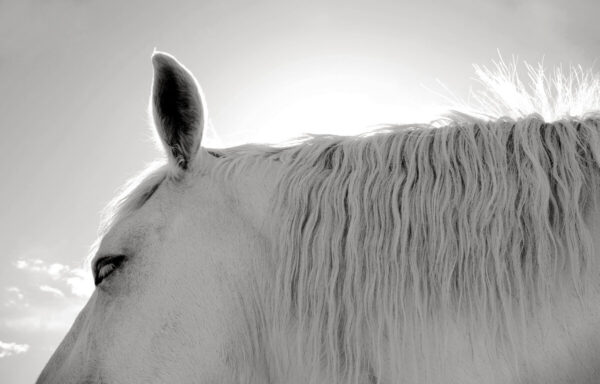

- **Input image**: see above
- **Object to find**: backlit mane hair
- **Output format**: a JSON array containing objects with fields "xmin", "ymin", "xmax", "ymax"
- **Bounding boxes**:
[
  {"xmin": 116, "ymin": 60, "xmax": 600, "ymax": 383},
  {"xmin": 213, "ymin": 60, "xmax": 600, "ymax": 383}
]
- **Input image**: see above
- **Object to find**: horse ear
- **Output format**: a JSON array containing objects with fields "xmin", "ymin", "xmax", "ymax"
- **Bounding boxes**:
[{"xmin": 151, "ymin": 52, "xmax": 204, "ymax": 171}]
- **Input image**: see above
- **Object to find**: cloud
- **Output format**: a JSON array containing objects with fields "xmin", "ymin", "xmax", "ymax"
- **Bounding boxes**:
[
  {"xmin": 39, "ymin": 285, "xmax": 65, "ymax": 298},
  {"xmin": 1, "ymin": 256, "xmax": 93, "ymax": 334},
  {"xmin": 4, "ymin": 287, "xmax": 28, "ymax": 308},
  {"xmin": 65, "ymin": 269, "xmax": 93, "ymax": 298},
  {"xmin": 14, "ymin": 259, "xmax": 44, "ymax": 271},
  {"xmin": 7, "ymin": 287, "xmax": 24, "ymax": 300},
  {"xmin": 13, "ymin": 258, "xmax": 94, "ymax": 298},
  {"xmin": 0, "ymin": 341, "xmax": 29, "ymax": 358}
]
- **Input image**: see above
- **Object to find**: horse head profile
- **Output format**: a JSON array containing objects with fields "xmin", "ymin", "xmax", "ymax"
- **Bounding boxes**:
[{"xmin": 37, "ymin": 53, "xmax": 600, "ymax": 383}]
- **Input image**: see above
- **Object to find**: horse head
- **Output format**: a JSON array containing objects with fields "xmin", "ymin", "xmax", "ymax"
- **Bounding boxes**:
[{"xmin": 36, "ymin": 52, "xmax": 276, "ymax": 383}]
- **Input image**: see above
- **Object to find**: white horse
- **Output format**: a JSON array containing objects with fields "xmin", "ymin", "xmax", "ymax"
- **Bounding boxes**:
[{"xmin": 37, "ymin": 53, "xmax": 600, "ymax": 384}]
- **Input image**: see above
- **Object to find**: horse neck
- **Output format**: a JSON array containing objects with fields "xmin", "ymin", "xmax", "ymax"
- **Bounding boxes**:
[{"xmin": 225, "ymin": 157, "xmax": 282, "ymax": 238}]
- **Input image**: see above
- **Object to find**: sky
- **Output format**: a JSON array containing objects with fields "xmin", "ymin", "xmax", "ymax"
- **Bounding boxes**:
[{"xmin": 1, "ymin": 0, "xmax": 600, "ymax": 382}]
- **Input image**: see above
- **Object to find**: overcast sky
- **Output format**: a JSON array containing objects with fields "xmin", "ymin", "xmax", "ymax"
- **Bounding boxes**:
[{"xmin": 2, "ymin": 0, "xmax": 600, "ymax": 382}]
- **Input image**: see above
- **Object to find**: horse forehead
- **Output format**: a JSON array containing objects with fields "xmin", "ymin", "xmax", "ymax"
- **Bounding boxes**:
[
  {"xmin": 97, "ymin": 184, "xmax": 177, "ymax": 255},
  {"xmin": 101, "ymin": 158, "xmax": 275, "ymax": 253}
]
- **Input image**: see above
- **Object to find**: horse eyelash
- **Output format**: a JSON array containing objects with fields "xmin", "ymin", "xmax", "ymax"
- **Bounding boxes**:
[
  {"xmin": 97, "ymin": 264, "xmax": 116, "ymax": 280},
  {"xmin": 94, "ymin": 255, "xmax": 127, "ymax": 286}
]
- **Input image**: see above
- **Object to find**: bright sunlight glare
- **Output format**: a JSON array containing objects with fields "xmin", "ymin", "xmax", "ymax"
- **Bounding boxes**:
[{"xmin": 203, "ymin": 57, "xmax": 444, "ymax": 148}]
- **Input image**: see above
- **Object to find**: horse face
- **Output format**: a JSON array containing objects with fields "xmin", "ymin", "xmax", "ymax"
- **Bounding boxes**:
[{"xmin": 37, "ymin": 53, "xmax": 266, "ymax": 383}]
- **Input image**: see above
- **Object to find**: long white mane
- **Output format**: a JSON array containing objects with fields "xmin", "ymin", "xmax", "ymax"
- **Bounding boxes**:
[
  {"xmin": 198, "ymin": 61, "xmax": 600, "ymax": 382},
  {"xmin": 459, "ymin": 57, "xmax": 600, "ymax": 121}
]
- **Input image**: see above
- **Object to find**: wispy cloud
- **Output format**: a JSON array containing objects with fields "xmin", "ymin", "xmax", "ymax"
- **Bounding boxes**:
[
  {"xmin": 2, "ymin": 255, "xmax": 93, "ymax": 333},
  {"xmin": 0, "ymin": 341, "xmax": 29, "ymax": 358},
  {"xmin": 7, "ymin": 287, "xmax": 24, "ymax": 301},
  {"xmin": 39, "ymin": 285, "xmax": 65, "ymax": 298},
  {"xmin": 65, "ymin": 269, "xmax": 93, "ymax": 298},
  {"xmin": 4, "ymin": 287, "xmax": 28, "ymax": 308},
  {"xmin": 13, "ymin": 258, "xmax": 93, "ymax": 298}
]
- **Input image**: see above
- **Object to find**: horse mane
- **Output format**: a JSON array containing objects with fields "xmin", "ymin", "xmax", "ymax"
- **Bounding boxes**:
[{"xmin": 200, "ymin": 61, "xmax": 600, "ymax": 382}]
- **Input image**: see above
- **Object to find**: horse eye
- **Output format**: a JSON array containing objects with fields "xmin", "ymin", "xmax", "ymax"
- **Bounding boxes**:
[{"xmin": 93, "ymin": 255, "xmax": 126, "ymax": 286}]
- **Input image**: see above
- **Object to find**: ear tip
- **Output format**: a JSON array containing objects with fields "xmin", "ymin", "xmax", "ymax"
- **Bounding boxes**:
[{"xmin": 151, "ymin": 51, "xmax": 180, "ymax": 70}]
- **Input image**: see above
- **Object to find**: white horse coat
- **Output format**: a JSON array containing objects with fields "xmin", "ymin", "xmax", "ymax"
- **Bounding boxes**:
[{"xmin": 37, "ymin": 53, "xmax": 600, "ymax": 384}]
